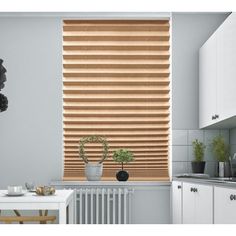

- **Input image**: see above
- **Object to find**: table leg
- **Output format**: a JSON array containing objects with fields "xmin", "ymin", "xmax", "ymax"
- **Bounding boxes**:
[{"xmin": 59, "ymin": 203, "xmax": 67, "ymax": 224}]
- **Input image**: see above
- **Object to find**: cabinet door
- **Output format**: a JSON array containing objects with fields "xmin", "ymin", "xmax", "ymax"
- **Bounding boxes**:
[
  {"xmin": 195, "ymin": 184, "xmax": 213, "ymax": 224},
  {"xmin": 217, "ymin": 13, "xmax": 236, "ymax": 121},
  {"xmin": 183, "ymin": 183, "xmax": 213, "ymax": 224},
  {"xmin": 214, "ymin": 186, "xmax": 236, "ymax": 224},
  {"xmin": 172, "ymin": 181, "xmax": 182, "ymax": 224},
  {"xmin": 182, "ymin": 183, "xmax": 195, "ymax": 224},
  {"xmin": 199, "ymin": 33, "xmax": 217, "ymax": 128}
]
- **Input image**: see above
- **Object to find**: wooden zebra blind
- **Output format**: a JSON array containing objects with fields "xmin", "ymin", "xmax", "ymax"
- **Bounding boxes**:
[{"xmin": 63, "ymin": 20, "xmax": 170, "ymax": 181}]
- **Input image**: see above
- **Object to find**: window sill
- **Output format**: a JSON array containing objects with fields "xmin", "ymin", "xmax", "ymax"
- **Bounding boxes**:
[{"xmin": 51, "ymin": 180, "xmax": 171, "ymax": 187}]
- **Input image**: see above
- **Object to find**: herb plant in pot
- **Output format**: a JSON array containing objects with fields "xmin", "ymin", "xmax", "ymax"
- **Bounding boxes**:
[
  {"xmin": 79, "ymin": 135, "xmax": 109, "ymax": 181},
  {"xmin": 113, "ymin": 149, "xmax": 134, "ymax": 181},
  {"xmin": 191, "ymin": 139, "xmax": 206, "ymax": 173},
  {"xmin": 211, "ymin": 135, "xmax": 230, "ymax": 177}
]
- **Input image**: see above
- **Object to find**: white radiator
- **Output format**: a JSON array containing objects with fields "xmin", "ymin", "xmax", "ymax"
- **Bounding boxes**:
[{"xmin": 76, "ymin": 188, "xmax": 133, "ymax": 224}]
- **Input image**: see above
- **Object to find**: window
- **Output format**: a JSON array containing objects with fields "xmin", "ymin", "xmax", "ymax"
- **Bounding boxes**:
[{"xmin": 63, "ymin": 20, "xmax": 170, "ymax": 180}]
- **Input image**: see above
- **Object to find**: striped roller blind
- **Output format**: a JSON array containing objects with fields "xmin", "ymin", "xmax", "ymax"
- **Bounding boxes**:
[{"xmin": 63, "ymin": 20, "xmax": 170, "ymax": 181}]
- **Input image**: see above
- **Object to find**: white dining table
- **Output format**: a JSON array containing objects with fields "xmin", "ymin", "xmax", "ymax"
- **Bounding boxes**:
[{"xmin": 0, "ymin": 189, "xmax": 76, "ymax": 224}]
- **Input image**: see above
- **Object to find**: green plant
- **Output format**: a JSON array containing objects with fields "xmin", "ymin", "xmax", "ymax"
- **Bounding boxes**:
[
  {"xmin": 79, "ymin": 135, "xmax": 109, "ymax": 164},
  {"xmin": 192, "ymin": 139, "xmax": 206, "ymax": 162},
  {"xmin": 112, "ymin": 149, "xmax": 134, "ymax": 170},
  {"xmin": 211, "ymin": 135, "xmax": 230, "ymax": 162}
]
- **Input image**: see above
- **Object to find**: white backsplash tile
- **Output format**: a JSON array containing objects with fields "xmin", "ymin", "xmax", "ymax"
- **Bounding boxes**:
[
  {"xmin": 204, "ymin": 145, "xmax": 215, "ymax": 162},
  {"xmin": 172, "ymin": 162, "xmax": 188, "ymax": 176},
  {"xmin": 204, "ymin": 130, "xmax": 220, "ymax": 145},
  {"xmin": 188, "ymin": 130, "xmax": 204, "ymax": 145},
  {"xmin": 230, "ymin": 128, "xmax": 236, "ymax": 145},
  {"xmin": 188, "ymin": 146, "xmax": 194, "ymax": 162},
  {"xmin": 220, "ymin": 129, "xmax": 230, "ymax": 145},
  {"xmin": 187, "ymin": 162, "xmax": 192, "ymax": 173},
  {"xmin": 171, "ymin": 128, "xmax": 235, "ymax": 177},
  {"xmin": 230, "ymin": 144, "xmax": 236, "ymax": 157},
  {"xmin": 172, "ymin": 130, "xmax": 188, "ymax": 145},
  {"xmin": 172, "ymin": 146, "xmax": 188, "ymax": 162},
  {"xmin": 205, "ymin": 162, "xmax": 216, "ymax": 177}
]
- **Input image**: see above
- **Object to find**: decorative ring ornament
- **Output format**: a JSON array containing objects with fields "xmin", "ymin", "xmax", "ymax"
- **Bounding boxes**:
[{"xmin": 79, "ymin": 135, "xmax": 109, "ymax": 164}]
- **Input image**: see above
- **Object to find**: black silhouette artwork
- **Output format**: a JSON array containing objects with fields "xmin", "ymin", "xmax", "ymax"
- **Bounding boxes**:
[{"xmin": 0, "ymin": 59, "xmax": 8, "ymax": 112}]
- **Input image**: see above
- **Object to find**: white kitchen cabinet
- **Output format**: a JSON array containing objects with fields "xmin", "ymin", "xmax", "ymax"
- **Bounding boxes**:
[
  {"xmin": 182, "ymin": 183, "xmax": 213, "ymax": 224},
  {"xmin": 217, "ymin": 14, "xmax": 236, "ymax": 122},
  {"xmin": 199, "ymin": 33, "xmax": 217, "ymax": 128},
  {"xmin": 172, "ymin": 181, "xmax": 182, "ymax": 224},
  {"xmin": 199, "ymin": 13, "xmax": 236, "ymax": 128},
  {"xmin": 214, "ymin": 186, "xmax": 236, "ymax": 224}
]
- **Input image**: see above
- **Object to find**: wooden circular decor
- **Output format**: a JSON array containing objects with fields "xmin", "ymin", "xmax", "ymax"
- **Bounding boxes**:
[{"xmin": 79, "ymin": 135, "xmax": 109, "ymax": 164}]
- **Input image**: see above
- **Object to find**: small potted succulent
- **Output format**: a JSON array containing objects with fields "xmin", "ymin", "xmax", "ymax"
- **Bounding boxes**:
[
  {"xmin": 191, "ymin": 139, "xmax": 206, "ymax": 173},
  {"xmin": 211, "ymin": 135, "xmax": 230, "ymax": 177},
  {"xmin": 79, "ymin": 135, "xmax": 109, "ymax": 181},
  {"xmin": 112, "ymin": 149, "xmax": 134, "ymax": 181}
]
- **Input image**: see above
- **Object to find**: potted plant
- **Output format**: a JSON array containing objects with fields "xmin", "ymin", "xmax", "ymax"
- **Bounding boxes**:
[
  {"xmin": 211, "ymin": 135, "xmax": 230, "ymax": 177},
  {"xmin": 112, "ymin": 149, "xmax": 134, "ymax": 181},
  {"xmin": 79, "ymin": 135, "xmax": 109, "ymax": 181},
  {"xmin": 192, "ymin": 139, "xmax": 206, "ymax": 173}
]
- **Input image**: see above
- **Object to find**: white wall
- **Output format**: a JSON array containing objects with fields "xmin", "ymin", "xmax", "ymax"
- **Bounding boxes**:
[
  {"xmin": 0, "ymin": 13, "xmax": 230, "ymax": 187},
  {"xmin": 0, "ymin": 17, "xmax": 63, "ymax": 188},
  {"xmin": 172, "ymin": 13, "xmax": 229, "ymax": 130},
  {"xmin": 0, "ymin": 13, "xmax": 231, "ymax": 224},
  {"xmin": 171, "ymin": 13, "xmax": 230, "ymax": 176}
]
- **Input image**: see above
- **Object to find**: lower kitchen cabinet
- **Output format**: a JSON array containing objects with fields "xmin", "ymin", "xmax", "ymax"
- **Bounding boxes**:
[
  {"xmin": 182, "ymin": 183, "xmax": 213, "ymax": 224},
  {"xmin": 172, "ymin": 181, "xmax": 182, "ymax": 223},
  {"xmin": 214, "ymin": 186, "xmax": 236, "ymax": 224}
]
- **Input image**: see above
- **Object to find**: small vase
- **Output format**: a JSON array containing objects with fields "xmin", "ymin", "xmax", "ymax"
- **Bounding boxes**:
[
  {"xmin": 218, "ymin": 161, "xmax": 231, "ymax": 177},
  {"xmin": 116, "ymin": 170, "xmax": 129, "ymax": 181},
  {"xmin": 218, "ymin": 162, "xmax": 224, "ymax": 177},
  {"xmin": 85, "ymin": 163, "xmax": 103, "ymax": 181},
  {"xmin": 191, "ymin": 161, "xmax": 205, "ymax": 173}
]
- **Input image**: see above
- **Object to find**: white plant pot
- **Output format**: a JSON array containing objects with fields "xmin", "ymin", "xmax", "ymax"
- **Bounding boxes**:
[
  {"xmin": 85, "ymin": 163, "xmax": 103, "ymax": 181},
  {"xmin": 219, "ymin": 162, "xmax": 225, "ymax": 178}
]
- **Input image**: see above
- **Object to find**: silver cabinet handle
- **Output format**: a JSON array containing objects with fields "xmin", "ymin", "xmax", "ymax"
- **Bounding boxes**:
[
  {"xmin": 212, "ymin": 114, "xmax": 219, "ymax": 120},
  {"xmin": 190, "ymin": 187, "xmax": 198, "ymax": 192},
  {"xmin": 177, "ymin": 185, "xmax": 181, "ymax": 189}
]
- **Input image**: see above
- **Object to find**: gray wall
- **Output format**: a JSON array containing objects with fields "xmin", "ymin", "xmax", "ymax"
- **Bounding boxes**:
[
  {"xmin": 171, "ymin": 13, "xmax": 230, "ymax": 176},
  {"xmin": 0, "ymin": 13, "xmax": 231, "ymax": 185},
  {"xmin": 0, "ymin": 12, "xmax": 232, "ymax": 224},
  {"xmin": 172, "ymin": 13, "xmax": 229, "ymax": 130},
  {"xmin": 0, "ymin": 18, "xmax": 63, "ymax": 188}
]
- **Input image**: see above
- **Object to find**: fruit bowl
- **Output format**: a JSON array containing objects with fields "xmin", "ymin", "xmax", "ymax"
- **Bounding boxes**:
[{"xmin": 35, "ymin": 186, "xmax": 55, "ymax": 196}]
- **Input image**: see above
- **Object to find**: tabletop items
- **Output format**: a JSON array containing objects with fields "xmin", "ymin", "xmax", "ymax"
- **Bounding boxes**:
[
  {"xmin": 25, "ymin": 182, "xmax": 35, "ymax": 192},
  {"xmin": 6, "ymin": 186, "xmax": 26, "ymax": 196},
  {"xmin": 35, "ymin": 186, "xmax": 55, "ymax": 196},
  {"xmin": 4, "ymin": 183, "xmax": 56, "ymax": 197}
]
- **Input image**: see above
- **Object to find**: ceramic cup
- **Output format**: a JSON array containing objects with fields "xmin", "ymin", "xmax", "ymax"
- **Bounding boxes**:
[{"xmin": 8, "ymin": 186, "xmax": 23, "ymax": 194}]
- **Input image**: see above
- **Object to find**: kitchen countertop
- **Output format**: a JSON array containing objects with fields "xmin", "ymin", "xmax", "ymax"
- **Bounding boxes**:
[{"xmin": 173, "ymin": 176, "xmax": 236, "ymax": 188}]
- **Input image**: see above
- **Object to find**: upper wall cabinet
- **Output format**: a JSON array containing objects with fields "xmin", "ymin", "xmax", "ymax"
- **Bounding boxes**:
[
  {"xmin": 199, "ymin": 13, "xmax": 236, "ymax": 129},
  {"xmin": 199, "ymin": 33, "xmax": 217, "ymax": 128}
]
